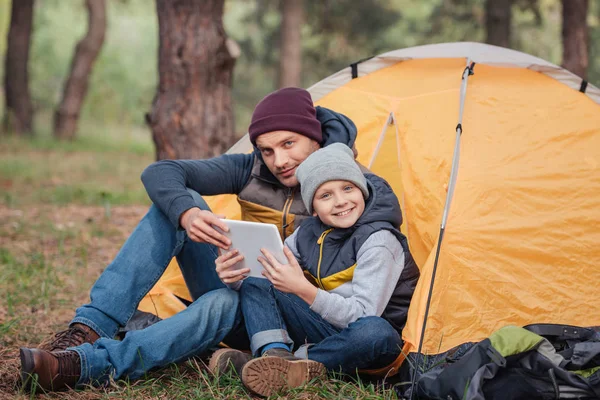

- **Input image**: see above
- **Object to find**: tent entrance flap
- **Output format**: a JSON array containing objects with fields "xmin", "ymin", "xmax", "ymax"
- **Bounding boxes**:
[{"xmin": 367, "ymin": 112, "xmax": 409, "ymax": 236}]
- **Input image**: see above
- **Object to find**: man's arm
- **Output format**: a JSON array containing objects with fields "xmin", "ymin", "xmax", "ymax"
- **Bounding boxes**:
[
  {"xmin": 141, "ymin": 153, "xmax": 254, "ymax": 229},
  {"xmin": 309, "ymin": 230, "xmax": 405, "ymax": 329}
]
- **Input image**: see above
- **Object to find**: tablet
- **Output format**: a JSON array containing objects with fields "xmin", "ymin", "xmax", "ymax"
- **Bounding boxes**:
[{"xmin": 218, "ymin": 219, "xmax": 288, "ymax": 278}]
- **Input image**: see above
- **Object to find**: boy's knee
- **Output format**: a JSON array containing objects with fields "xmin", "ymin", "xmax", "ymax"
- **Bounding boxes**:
[
  {"xmin": 354, "ymin": 317, "xmax": 401, "ymax": 346},
  {"xmin": 239, "ymin": 277, "xmax": 272, "ymax": 294}
]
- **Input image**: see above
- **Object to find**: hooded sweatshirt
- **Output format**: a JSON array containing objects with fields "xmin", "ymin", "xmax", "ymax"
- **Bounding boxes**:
[{"xmin": 285, "ymin": 174, "xmax": 420, "ymax": 334}]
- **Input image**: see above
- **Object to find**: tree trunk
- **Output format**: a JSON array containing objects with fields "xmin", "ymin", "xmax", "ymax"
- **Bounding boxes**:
[
  {"xmin": 54, "ymin": 0, "xmax": 106, "ymax": 140},
  {"xmin": 148, "ymin": 0, "xmax": 238, "ymax": 160},
  {"xmin": 561, "ymin": 0, "xmax": 589, "ymax": 79},
  {"xmin": 485, "ymin": 0, "xmax": 512, "ymax": 48},
  {"xmin": 3, "ymin": 0, "xmax": 35, "ymax": 136},
  {"xmin": 278, "ymin": 0, "xmax": 303, "ymax": 88}
]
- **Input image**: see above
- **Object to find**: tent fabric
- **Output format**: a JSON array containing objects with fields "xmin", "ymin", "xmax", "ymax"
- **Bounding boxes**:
[{"xmin": 139, "ymin": 42, "xmax": 600, "ymax": 358}]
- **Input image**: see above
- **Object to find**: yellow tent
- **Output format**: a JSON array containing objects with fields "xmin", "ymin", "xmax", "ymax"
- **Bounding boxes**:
[{"xmin": 139, "ymin": 42, "xmax": 600, "ymax": 358}]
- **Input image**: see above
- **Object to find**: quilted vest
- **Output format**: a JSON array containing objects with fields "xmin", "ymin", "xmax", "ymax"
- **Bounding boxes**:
[
  {"xmin": 295, "ymin": 174, "xmax": 420, "ymax": 334},
  {"xmin": 237, "ymin": 156, "xmax": 311, "ymax": 240}
]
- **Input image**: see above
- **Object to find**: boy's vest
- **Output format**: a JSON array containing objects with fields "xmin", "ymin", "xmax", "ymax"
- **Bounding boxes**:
[
  {"xmin": 294, "ymin": 174, "xmax": 420, "ymax": 334},
  {"xmin": 237, "ymin": 156, "xmax": 311, "ymax": 240}
]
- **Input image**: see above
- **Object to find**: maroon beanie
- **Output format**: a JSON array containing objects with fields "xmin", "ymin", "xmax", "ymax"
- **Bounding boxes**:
[{"xmin": 248, "ymin": 87, "xmax": 322, "ymax": 145}]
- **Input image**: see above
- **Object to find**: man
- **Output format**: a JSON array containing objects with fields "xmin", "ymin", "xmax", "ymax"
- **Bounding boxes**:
[{"xmin": 19, "ymin": 87, "xmax": 358, "ymax": 391}]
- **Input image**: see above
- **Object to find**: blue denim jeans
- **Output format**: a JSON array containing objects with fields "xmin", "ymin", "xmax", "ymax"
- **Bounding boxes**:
[
  {"xmin": 240, "ymin": 277, "xmax": 402, "ymax": 374},
  {"xmin": 72, "ymin": 288, "xmax": 244, "ymax": 385},
  {"xmin": 68, "ymin": 191, "xmax": 248, "ymax": 385}
]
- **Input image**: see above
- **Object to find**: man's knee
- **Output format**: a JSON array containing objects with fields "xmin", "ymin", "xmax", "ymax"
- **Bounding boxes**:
[
  {"xmin": 186, "ymin": 188, "xmax": 211, "ymax": 211},
  {"xmin": 190, "ymin": 288, "xmax": 240, "ymax": 320}
]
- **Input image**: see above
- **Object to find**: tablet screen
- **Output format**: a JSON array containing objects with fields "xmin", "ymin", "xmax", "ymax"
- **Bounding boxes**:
[{"xmin": 219, "ymin": 219, "xmax": 288, "ymax": 279}]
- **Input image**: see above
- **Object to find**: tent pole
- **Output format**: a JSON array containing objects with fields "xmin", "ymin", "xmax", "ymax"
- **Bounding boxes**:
[
  {"xmin": 390, "ymin": 112, "xmax": 409, "ymax": 232},
  {"xmin": 410, "ymin": 58, "xmax": 475, "ymax": 398},
  {"xmin": 367, "ymin": 112, "xmax": 394, "ymax": 169}
]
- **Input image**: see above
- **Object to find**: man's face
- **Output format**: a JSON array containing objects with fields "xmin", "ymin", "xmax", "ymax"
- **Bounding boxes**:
[
  {"xmin": 255, "ymin": 130, "xmax": 320, "ymax": 187},
  {"xmin": 312, "ymin": 180, "xmax": 366, "ymax": 228}
]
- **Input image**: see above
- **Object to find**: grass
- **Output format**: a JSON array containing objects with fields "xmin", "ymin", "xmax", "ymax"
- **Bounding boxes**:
[
  {"xmin": 0, "ymin": 116, "xmax": 154, "ymax": 208},
  {"xmin": 0, "ymin": 249, "xmax": 61, "ymax": 315},
  {"xmin": 0, "ymin": 129, "xmax": 404, "ymax": 399}
]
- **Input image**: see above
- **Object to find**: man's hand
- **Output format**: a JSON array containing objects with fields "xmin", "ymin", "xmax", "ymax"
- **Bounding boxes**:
[
  {"xmin": 179, "ymin": 207, "xmax": 231, "ymax": 250},
  {"xmin": 216, "ymin": 249, "xmax": 250, "ymax": 284},
  {"xmin": 258, "ymin": 247, "xmax": 317, "ymax": 305}
]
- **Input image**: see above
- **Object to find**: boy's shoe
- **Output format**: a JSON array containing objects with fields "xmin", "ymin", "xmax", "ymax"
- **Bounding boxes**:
[
  {"xmin": 38, "ymin": 323, "xmax": 100, "ymax": 352},
  {"xmin": 19, "ymin": 348, "xmax": 81, "ymax": 392},
  {"xmin": 241, "ymin": 348, "xmax": 326, "ymax": 397},
  {"xmin": 208, "ymin": 348, "xmax": 252, "ymax": 377}
]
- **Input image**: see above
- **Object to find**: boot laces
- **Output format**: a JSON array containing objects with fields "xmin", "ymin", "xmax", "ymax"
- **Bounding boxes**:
[
  {"xmin": 56, "ymin": 351, "xmax": 81, "ymax": 377},
  {"xmin": 47, "ymin": 327, "xmax": 88, "ymax": 352}
]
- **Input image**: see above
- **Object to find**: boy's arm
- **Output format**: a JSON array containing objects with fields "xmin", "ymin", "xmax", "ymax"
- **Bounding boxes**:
[
  {"xmin": 141, "ymin": 153, "xmax": 254, "ymax": 229},
  {"xmin": 309, "ymin": 230, "xmax": 405, "ymax": 329}
]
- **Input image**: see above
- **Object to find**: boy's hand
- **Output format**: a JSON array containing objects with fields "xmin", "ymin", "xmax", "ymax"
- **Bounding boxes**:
[
  {"xmin": 180, "ymin": 207, "xmax": 231, "ymax": 250},
  {"xmin": 216, "ymin": 249, "xmax": 250, "ymax": 284},
  {"xmin": 258, "ymin": 247, "xmax": 317, "ymax": 304}
]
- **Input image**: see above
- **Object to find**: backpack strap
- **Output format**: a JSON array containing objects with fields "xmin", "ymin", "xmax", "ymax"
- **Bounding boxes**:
[{"xmin": 524, "ymin": 324, "xmax": 594, "ymax": 341}]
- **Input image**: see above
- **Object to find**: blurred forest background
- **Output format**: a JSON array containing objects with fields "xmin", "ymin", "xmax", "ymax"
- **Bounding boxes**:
[{"xmin": 1, "ymin": 0, "xmax": 599, "ymax": 157}]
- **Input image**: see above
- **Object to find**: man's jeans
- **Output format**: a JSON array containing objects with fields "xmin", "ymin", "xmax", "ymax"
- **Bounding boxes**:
[
  {"xmin": 68, "ymin": 192, "xmax": 247, "ymax": 385},
  {"xmin": 240, "ymin": 277, "xmax": 402, "ymax": 374}
]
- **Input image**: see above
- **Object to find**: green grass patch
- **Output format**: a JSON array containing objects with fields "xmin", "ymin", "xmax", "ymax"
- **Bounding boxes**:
[
  {"xmin": 89, "ymin": 359, "xmax": 400, "ymax": 399},
  {"xmin": 0, "ymin": 131, "xmax": 153, "ymax": 207},
  {"xmin": 0, "ymin": 248, "xmax": 62, "ymax": 316},
  {"xmin": 1, "ymin": 112, "xmax": 155, "ymax": 155}
]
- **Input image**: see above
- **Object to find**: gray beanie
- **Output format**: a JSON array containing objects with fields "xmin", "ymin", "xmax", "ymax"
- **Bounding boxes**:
[{"xmin": 295, "ymin": 143, "xmax": 369, "ymax": 214}]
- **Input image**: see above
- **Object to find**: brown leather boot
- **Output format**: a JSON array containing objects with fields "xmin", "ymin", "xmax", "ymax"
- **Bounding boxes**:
[
  {"xmin": 20, "ymin": 348, "xmax": 81, "ymax": 392},
  {"xmin": 38, "ymin": 323, "xmax": 100, "ymax": 352},
  {"xmin": 241, "ymin": 348, "xmax": 326, "ymax": 397},
  {"xmin": 208, "ymin": 348, "xmax": 253, "ymax": 377}
]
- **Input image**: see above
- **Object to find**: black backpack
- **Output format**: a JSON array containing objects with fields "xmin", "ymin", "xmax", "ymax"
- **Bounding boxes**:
[{"xmin": 399, "ymin": 324, "xmax": 600, "ymax": 400}]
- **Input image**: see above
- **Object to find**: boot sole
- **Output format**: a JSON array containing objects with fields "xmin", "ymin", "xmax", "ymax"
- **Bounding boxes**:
[
  {"xmin": 241, "ymin": 357, "xmax": 326, "ymax": 397},
  {"xmin": 19, "ymin": 348, "xmax": 36, "ymax": 391}
]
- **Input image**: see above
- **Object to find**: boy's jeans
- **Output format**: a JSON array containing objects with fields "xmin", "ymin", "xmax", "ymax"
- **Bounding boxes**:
[
  {"xmin": 67, "ymin": 191, "xmax": 248, "ymax": 385},
  {"xmin": 240, "ymin": 277, "xmax": 402, "ymax": 374}
]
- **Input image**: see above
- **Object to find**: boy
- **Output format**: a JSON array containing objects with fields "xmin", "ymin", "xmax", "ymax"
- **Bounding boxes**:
[{"xmin": 215, "ymin": 143, "xmax": 420, "ymax": 397}]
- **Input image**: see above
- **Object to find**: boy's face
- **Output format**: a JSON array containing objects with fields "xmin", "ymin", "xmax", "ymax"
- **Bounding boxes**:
[
  {"xmin": 312, "ymin": 180, "xmax": 365, "ymax": 228},
  {"xmin": 255, "ymin": 130, "xmax": 321, "ymax": 188}
]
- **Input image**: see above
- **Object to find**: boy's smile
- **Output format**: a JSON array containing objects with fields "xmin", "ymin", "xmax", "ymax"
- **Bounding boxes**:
[{"xmin": 312, "ymin": 180, "xmax": 366, "ymax": 228}]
